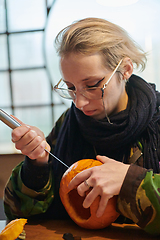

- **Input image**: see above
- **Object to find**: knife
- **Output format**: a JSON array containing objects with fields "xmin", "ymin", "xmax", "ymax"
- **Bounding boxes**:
[{"xmin": 0, "ymin": 109, "xmax": 69, "ymax": 169}]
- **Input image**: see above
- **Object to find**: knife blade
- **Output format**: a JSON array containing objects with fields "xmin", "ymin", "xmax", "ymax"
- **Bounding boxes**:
[{"xmin": 0, "ymin": 109, "xmax": 69, "ymax": 169}]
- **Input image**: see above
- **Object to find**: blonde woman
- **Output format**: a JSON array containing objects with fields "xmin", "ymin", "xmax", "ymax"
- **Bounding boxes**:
[{"xmin": 4, "ymin": 18, "xmax": 160, "ymax": 235}]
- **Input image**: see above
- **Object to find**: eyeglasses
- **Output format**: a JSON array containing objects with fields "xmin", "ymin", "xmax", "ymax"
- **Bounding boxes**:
[{"xmin": 53, "ymin": 59, "xmax": 123, "ymax": 100}]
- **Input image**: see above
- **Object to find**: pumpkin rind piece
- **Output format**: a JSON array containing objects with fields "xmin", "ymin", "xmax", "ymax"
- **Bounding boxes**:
[{"xmin": 0, "ymin": 218, "xmax": 27, "ymax": 240}]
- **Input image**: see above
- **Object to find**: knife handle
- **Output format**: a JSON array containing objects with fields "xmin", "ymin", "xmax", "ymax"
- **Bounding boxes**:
[{"xmin": 0, "ymin": 109, "xmax": 21, "ymax": 129}]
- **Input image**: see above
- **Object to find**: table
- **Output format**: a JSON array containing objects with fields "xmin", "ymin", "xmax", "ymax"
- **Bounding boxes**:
[
  {"xmin": 0, "ymin": 219, "xmax": 159, "ymax": 240},
  {"xmin": 23, "ymin": 220, "xmax": 160, "ymax": 240}
]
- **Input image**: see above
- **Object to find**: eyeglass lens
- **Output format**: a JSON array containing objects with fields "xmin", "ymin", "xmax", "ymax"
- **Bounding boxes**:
[{"xmin": 55, "ymin": 86, "xmax": 103, "ymax": 100}]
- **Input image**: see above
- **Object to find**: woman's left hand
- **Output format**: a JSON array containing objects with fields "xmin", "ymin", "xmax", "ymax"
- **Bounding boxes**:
[{"xmin": 68, "ymin": 155, "xmax": 130, "ymax": 218}]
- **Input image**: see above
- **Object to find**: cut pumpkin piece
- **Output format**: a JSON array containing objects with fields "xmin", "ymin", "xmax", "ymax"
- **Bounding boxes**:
[{"xmin": 0, "ymin": 218, "xmax": 27, "ymax": 240}]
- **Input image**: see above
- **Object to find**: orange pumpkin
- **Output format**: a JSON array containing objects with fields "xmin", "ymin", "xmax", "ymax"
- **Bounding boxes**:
[{"xmin": 59, "ymin": 159, "xmax": 119, "ymax": 229}]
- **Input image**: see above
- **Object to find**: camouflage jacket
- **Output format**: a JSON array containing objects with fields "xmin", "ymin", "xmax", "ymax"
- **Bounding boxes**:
[{"xmin": 3, "ymin": 110, "xmax": 160, "ymax": 236}]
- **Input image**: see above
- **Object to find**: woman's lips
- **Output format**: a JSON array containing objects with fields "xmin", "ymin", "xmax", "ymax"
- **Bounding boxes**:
[{"xmin": 83, "ymin": 110, "xmax": 96, "ymax": 116}]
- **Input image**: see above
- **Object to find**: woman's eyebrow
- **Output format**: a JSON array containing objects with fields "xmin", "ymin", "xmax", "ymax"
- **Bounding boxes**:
[
  {"xmin": 82, "ymin": 76, "xmax": 104, "ymax": 82},
  {"xmin": 63, "ymin": 78, "xmax": 91, "ymax": 84},
  {"xmin": 82, "ymin": 77, "xmax": 105, "ymax": 83},
  {"xmin": 63, "ymin": 80, "xmax": 73, "ymax": 84},
  {"xmin": 63, "ymin": 76, "xmax": 104, "ymax": 84}
]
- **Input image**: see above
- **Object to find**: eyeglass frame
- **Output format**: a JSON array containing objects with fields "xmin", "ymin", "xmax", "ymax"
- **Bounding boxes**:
[{"xmin": 53, "ymin": 59, "xmax": 123, "ymax": 100}]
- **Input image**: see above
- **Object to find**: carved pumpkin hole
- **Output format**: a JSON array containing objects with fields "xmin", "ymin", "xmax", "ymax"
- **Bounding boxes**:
[{"xmin": 68, "ymin": 189, "xmax": 91, "ymax": 220}]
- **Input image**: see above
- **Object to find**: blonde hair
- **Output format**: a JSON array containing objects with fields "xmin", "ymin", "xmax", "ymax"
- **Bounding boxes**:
[{"xmin": 55, "ymin": 17, "xmax": 147, "ymax": 71}]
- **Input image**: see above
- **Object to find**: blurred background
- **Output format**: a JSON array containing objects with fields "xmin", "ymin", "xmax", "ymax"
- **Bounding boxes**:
[{"xmin": 0, "ymin": 0, "xmax": 160, "ymax": 154}]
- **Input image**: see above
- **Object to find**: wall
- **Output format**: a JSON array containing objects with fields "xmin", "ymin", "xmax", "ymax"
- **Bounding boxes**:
[{"xmin": 0, "ymin": 154, "xmax": 25, "ymax": 199}]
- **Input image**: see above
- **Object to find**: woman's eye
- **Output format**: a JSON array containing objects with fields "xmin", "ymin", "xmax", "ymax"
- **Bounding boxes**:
[
  {"xmin": 68, "ymin": 86, "xmax": 75, "ymax": 91},
  {"xmin": 86, "ymin": 78, "xmax": 104, "ymax": 88},
  {"xmin": 65, "ymin": 82, "xmax": 75, "ymax": 91}
]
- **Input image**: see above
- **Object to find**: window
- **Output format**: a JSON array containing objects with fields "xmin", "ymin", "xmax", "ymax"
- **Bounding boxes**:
[
  {"xmin": 0, "ymin": 0, "xmax": 160, "ymax": 153},
  {"xmin": 0, "ymin": 0, "xmax": 67, "ymax": 153}
]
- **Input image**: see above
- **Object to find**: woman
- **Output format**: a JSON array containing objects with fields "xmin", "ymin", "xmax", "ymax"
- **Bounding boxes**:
[{"xmin": 4, "ymin": 18, "xmax": 160, "ymax": 235}]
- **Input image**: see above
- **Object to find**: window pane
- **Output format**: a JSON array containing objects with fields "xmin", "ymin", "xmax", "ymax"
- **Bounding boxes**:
[
  {"xmin": 15, "ymin": 107, "xmax": 52, "ymax": 136},
  {"xmin": 53, "ymin": 104, "xmax": 68, "ymax": 124},
  {"xmin": 0, "ymin": 108, "xmax": 17, "ymax": 154},
  {"xmin": 0, "ymin": 108, "xmax": 12, "ymax": 143},
  {"xmin": 47, "ymin": 0, "xmax": 55, "ymax": 8},
  {"xmin": 9, "ymin": 32, "xmax": 44, "ymax": 69},
  {"xmin": 12, "ymin": 69, "xmax": 51, "ymax": 106},
  {"xmin": 0, "ymin": 124, "xmax": 11, "ymax": 143},
  {"xmin": 0, "ymin": 35, "xmax": 8, "ymax": 70},
  {"xmin": 7, "ymin": 0, "xmax": 46, "ymax": 32},
  {"xmin": 0, "ymin": 72, "xmax": 11, "ymax": 107},
  {"xmin": 0, "ymin": 1, "xmax": 6, "ymax": 32}
]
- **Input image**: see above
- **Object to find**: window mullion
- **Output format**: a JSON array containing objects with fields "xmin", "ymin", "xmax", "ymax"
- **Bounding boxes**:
[{"xmin": 5, "ymin": 0, "xmax": 14, "ymax": 114}]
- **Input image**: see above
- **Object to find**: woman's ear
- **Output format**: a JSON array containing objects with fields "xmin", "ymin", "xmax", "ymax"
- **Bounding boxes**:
[{"xmin": 122, "ymin": 57, "xmax": 133, "ymax": 80}]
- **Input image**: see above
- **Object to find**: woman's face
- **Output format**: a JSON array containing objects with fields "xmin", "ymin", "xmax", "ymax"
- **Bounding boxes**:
[{"xmin": 60, "ymin": 52, "xmax": 128, "ymax": 120}]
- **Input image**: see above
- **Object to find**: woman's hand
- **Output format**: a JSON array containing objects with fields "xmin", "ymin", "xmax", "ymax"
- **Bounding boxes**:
[
  {"xmin": 68, "ymin": 155, "xmax": 130, "ymax": 218},
  {"xmin": 11, "ymin": 116, "xmax": 50, "ymax": 165}
]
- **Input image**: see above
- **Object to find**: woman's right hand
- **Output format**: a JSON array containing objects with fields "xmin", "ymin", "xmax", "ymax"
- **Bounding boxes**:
[{"xmin": 11, "ymin": 117, "xmax": 50, "ymax": 165}]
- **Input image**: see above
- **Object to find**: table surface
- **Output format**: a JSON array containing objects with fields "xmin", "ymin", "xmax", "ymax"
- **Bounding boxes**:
[{"xmin": 0, "ymin": 219, "xmax": 159, "ymax": 240}]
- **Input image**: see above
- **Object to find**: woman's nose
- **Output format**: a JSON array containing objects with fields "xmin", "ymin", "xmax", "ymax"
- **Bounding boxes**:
[{"xmin": 74, "ymin": 91, "xmax": 89, "ymax": 109}]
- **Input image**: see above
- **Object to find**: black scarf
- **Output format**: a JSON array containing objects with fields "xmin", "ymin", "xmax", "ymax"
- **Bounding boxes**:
[
  {"xmin": 50, "ymin": 74, "xmax": 160, "ymax": 218},
  {"xmin": 54, "ymin": 74, "xmax": 160, "ymax": 171}
]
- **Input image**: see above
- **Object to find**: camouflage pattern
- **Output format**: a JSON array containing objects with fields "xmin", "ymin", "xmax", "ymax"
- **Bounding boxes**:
[
  {"xmin": 3, "ymin": 110, "xmax": 160, "ymax": 236},
  {"xmin": 117, "ymin": 165, "xmax": 160, "ymax": 236},
  {"xmin": 4, "ymin": 162, "xmax": 54, "ymax": 220}
]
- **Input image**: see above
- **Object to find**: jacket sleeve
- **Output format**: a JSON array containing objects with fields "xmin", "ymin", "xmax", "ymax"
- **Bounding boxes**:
[
  {"xmin": 3, "ymin": 110, "xmax": 69, "ymax": 220},
  {"xmin": 117, "ymin": 164, "xmax": 160, "ymax": 236},
  {"xmin": 4, "ymin": 161, "xmax": 54, "ymax": 220}
]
